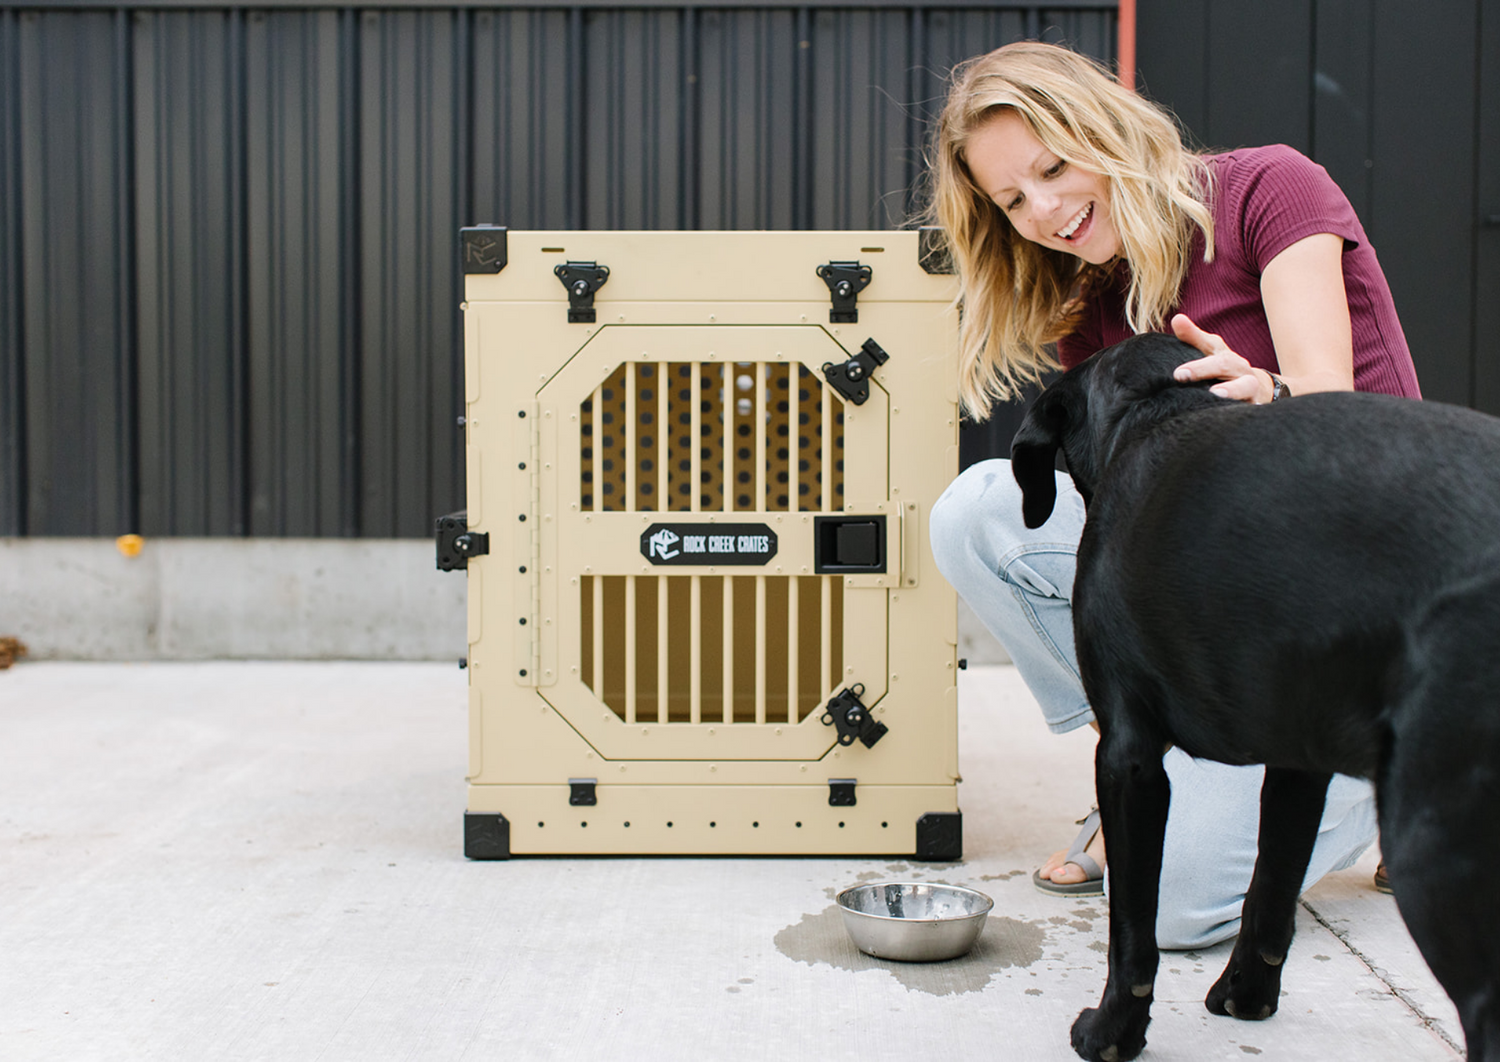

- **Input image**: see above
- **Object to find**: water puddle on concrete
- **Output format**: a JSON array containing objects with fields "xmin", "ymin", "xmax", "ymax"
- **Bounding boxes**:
[{"xmin": 773, "ymin": 867, "xmax": 1085, "ymax": 996}]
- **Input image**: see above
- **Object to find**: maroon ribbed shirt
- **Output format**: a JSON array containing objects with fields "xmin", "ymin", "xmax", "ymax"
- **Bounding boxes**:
[{"xmin": 1057, "ymin": 144, "xmax": 1421, "ymax": 399}]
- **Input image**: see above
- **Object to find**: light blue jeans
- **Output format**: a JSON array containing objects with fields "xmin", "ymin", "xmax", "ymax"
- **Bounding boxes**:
[{"xmin": 930, "ymin": 459, "xmax": 1378, "ymax": 948}]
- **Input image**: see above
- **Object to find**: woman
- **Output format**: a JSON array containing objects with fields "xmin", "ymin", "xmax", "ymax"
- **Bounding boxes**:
[{"xmin": 925, "ymin": 41, "xmax": 1420, "ymax": 947}]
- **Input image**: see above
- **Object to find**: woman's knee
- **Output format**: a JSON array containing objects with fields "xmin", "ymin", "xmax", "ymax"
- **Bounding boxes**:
[{"xmin": 930, "ymin": 459, "xmax": 1022, "ymax": 579}]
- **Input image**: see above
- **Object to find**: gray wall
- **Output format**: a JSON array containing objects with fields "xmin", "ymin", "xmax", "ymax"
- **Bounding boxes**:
[{"xmin": 0, "ymin": 2, "xmax": 1117, "ymax": 539}]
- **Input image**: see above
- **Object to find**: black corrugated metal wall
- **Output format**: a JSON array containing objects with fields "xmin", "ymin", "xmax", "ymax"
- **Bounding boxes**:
[
  {"xmin": 0, "ymin": 3, "xmax": 1116, "ymax": 538},
  {"xmin": 4, "ymin": 2, "xmax": 1495, "ymax": 538}
]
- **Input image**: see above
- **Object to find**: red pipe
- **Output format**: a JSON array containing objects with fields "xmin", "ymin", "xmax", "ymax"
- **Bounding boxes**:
[{"xmin": 1118, "ymin": 0, "xmax": 1137, "ymax": 91}]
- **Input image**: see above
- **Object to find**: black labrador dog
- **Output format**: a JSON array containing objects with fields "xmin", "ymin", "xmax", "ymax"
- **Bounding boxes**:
[{"xmin": 1011, "ymin": 333, "xmax": 1500, "ymax": 1062}]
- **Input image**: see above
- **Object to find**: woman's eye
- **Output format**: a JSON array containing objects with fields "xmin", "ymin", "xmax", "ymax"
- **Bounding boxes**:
[
  {"xmin": 1005, "ymin": 194, "xmax": 1023, "ymax": 212},
  {"xmin": 1045, "ymin": 160, "xmax": 1068, "ymax": 178}
]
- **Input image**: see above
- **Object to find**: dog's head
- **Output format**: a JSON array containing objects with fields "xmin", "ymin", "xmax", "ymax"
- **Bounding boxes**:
[{"xmin": 1011, "ymin": 333, "xmax": 1225, "ymax": 528}]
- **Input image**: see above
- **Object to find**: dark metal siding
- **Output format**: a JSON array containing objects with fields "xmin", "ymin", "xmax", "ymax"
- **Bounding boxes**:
[
  {"xmin": 1137, "ymin": 0, "xmax": 1497, "ymax": 413},
  {"xmin": 0, "ymin": 3, "xmax": 1118, "ymax": 537}
]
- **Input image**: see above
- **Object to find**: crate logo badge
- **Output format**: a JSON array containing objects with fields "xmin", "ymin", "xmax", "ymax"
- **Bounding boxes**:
[{"xmin": 640, "ymin": 523, "xmax": 778, "ymax": 566}]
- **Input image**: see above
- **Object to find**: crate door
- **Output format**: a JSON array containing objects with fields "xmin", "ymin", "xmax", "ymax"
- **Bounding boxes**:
[{"xmin": 535, "ymin": 325, "xmax": 891, "ymax": 761}]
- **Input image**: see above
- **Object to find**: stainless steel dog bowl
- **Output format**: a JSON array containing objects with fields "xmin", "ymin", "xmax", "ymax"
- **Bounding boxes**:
[{"xmin": 835, "ymin": 882, "xmax": 994, "ymax": 962}]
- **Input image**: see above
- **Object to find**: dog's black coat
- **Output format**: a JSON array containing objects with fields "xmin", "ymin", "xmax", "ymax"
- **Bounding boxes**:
[{"xmin": 1012, "ymin": 333, "xmax": 1500, "ymax": 1062}]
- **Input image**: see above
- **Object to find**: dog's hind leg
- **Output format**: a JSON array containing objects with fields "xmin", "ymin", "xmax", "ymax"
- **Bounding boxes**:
[
  {"xmin": 1071, "ymin": 716, "xmax": 1171, "ymax": 1062},
  {"xmin": 1380, "ymin": 580, "xmax": 1500, "ymax": 1062},
  {"xmin": 1205, "ymin": 767, "xmax": 1330, "ymax": 1021}
]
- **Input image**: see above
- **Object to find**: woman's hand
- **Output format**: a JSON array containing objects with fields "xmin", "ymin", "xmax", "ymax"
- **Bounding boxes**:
[
  {"xmin": 1170, "ymin": 314, "xmax": 1277, "ymax": 403},
  {"xmin": 1170, "ymin": 234, "xmax": 1356, "ymax": 403}
]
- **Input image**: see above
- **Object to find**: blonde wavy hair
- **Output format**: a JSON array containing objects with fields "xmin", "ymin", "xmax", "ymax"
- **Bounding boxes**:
[{"xmin": 926, "ymin": 41, "xmax": 1215, "ymax": 419}]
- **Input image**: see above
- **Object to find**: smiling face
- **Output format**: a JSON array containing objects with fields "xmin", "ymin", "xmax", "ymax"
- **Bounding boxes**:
[{"xmin": 964, "ymin": 108, "xmax": 1121, "ymax": 266}]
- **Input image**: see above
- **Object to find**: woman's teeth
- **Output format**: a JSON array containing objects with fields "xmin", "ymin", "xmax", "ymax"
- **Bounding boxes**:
[{"xmin": 1057, "ymin": 202, "xmax": 1092, "ymax": 239}]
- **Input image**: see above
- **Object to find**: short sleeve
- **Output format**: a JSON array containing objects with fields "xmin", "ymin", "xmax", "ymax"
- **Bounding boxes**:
[{"xmin": 1224, "ymin": 144, "xmax": 1364, "ymax": 273}]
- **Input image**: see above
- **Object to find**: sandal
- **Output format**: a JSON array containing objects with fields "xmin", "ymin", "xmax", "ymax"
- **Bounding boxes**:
[
  {"xmin": 1033, "ymin": 807, "xmax": 1105, "ymax": 896},
  {"xmin": 1373, "ymin": 862, "xmax": 1393, "ymax": 894}
]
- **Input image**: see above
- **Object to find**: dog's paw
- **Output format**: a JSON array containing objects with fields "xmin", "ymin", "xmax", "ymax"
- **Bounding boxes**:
[
  {"xmin": 1205, "ymin": 957, "xmax": 1281, "ymax": 1021},
  {"xmin": 1071, "ymin": 1002, "xmax": 1151, "ymax": 1062}
]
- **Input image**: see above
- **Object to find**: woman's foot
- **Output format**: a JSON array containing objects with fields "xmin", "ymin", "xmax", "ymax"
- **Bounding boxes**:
[{"xmin": 1034, "ymin": 808, "xmax": 1107, "ymax": 896}]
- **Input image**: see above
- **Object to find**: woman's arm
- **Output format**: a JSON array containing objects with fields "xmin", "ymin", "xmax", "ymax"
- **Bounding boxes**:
[{"xmin": 1171, "ymin": 232, "xmax": 1355, "ymax": 402}]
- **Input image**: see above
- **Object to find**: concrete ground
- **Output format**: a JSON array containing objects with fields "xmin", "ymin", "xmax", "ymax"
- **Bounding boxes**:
[{"xmin": 0, "ymin": 662, "xmax": 1462, "ymax": 1061}]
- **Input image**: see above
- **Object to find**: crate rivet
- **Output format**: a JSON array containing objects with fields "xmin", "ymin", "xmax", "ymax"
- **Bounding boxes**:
[
  {"xmin": 775, "ymin": 728, "xmax": 783, "ymax": 736},
  {"xmin": 800, "ymin": 765, "xmax": 807, "ymax": 772},
  {"xmin": 710, "ymin": 765, "xmax": 717, "ymax": 772},
  {"xmin": 708, "ymin": 728, "xmax": 716, "ymax": 736}
]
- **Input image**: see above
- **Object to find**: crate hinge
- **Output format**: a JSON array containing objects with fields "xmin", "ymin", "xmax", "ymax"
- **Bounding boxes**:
[{"xmin": 529, "ymin": 402, "xmax": 542, "ymax": 686}]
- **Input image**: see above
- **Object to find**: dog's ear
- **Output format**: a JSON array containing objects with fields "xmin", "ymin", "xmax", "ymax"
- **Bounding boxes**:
[{"xmin": 1011, "ymin": 389, "xmax": 1071, "ymax": 529}]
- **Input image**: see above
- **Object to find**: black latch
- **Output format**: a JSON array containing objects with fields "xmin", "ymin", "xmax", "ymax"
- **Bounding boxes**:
[
  {"xmin": 436, "ymin": 511, "xmax": 488, "ymax": 571},
  {"xmin": 828, "ymin": 779, "xmax": 857, "ymax": 806},
  {"xmin": 569, "ymin": 778, "xmax": 598, "ymax": 806},
  {"xmin": 555, "ymin": 261, "xmax": 610, "ymax": 323},
  {"xmin": 822, "ymin": 337, "xmax": 889, "ymax": 406},
  {"xmin": 813, "ymin": 514, "xmax": 886, "ymax": 574},
  {"xmin": 820, "ymin": 684, "xmax": 888, "ymax": 749},
  {"xmin": 816, "ymin": 261, "xmax": 872, "ymax": 323},
  {"xmin": 461, "ymin": 225, "xmax": 508, "ymax": 274}
]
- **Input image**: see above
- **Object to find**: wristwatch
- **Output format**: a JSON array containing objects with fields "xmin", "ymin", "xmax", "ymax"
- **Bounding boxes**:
[{"xmin": 1268, "ymin": 372, "xmax": 1292, "ymax": 402}]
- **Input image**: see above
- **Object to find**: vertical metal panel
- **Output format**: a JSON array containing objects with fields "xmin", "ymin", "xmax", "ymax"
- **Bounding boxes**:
[
  {"xmin": 1475, "ymin": 1, "xmax": 1500, "ymax": 417},
  {"xmin": 1311, "ymin": 0, "xmax": 1373, "ymax": 223},
  {"xmin": 582, "ymin": 9, "xmax": 684, "ymax": 228},
  {"xmin": 133, "ymin": 11, "xmax": 247, "ymax": 535},
  {"xmin": 245, "ymin": 10, "xmax": 348, "ymax": 535},
  {"xmin": 1205, "ymin": 0, "xmax": 1312, "ymax": 152},
  {"xmin": 696, "ymin": 9, "xmax": 798, "ymax": 228},
  {"xmin": 809, "ymin": 9, "xmax": 911, "ymax": 228},
  {"xmin": 0, "ymin": 11, "xmax": 23, "ymax": 535},
  {"xmin": 1369, "ymin": 0, "xmax": 1475, "ymax": 406},
  {"xmin": 356, "ymin": 9, "xmax": 464, "ymax": 537},
  {"xmin": 471, "ymin": 8, "xmax": 573, "ymax": 228},
  {"xmin": 18, "ymin": 11, "xmax": 135, "ymax": 535}
]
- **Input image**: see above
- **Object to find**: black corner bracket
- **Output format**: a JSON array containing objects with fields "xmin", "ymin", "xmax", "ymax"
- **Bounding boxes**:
[
  {"xmin": 828, "ymin": 779, "xmax": 857, "ymax": 807},
  {"xmin": 816, "ymin": 260, "xmax": 872, "ymax": 323},
  {"xmin": 821, "ymin": 337, "xmax": 889, "ymax": 406},
  {"xmin": 917, "ymin": 226, "xmax": 954, "ymax": 275},
  {"xmin": 461, "ymin": 225, "xmax": 508, "ymax": 274},
  {"xmin": 820, "ymin": 684, "xmax": 887, "ymax": 749},
  {"xmin": 555, "ymin": 261, "xmax": 610, "ymax": 323},
  {"xmin": 914, "ymin": 812, "xmax": 962, "ymax": 862},
  {"xmin": 465, "ymin": 812, "xmax": 512, "ymax": 859},
  {"xmin": 569, "ymin": 778, "xmax": 598, "ymax": 806}
]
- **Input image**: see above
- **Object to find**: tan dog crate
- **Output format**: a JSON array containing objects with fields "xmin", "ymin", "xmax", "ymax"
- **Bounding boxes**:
[{"xmin": 444, "ymin": 228, "xmax": 962, "ymax": 858}]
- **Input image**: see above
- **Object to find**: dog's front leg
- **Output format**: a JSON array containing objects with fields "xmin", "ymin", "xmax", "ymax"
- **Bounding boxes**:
[
  {"xmin": 1206, "ymin": 767, "xmax": 1332, "ymax": 1021},
  {"xmin": 1071, "ymin": 721, "xmax": 1171, "ymax": 1062}
]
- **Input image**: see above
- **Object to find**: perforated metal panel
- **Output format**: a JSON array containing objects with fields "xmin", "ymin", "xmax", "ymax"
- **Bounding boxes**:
[{"xmin": 461, "ymin": 229, "xmax": 960, "ymax": 856}]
